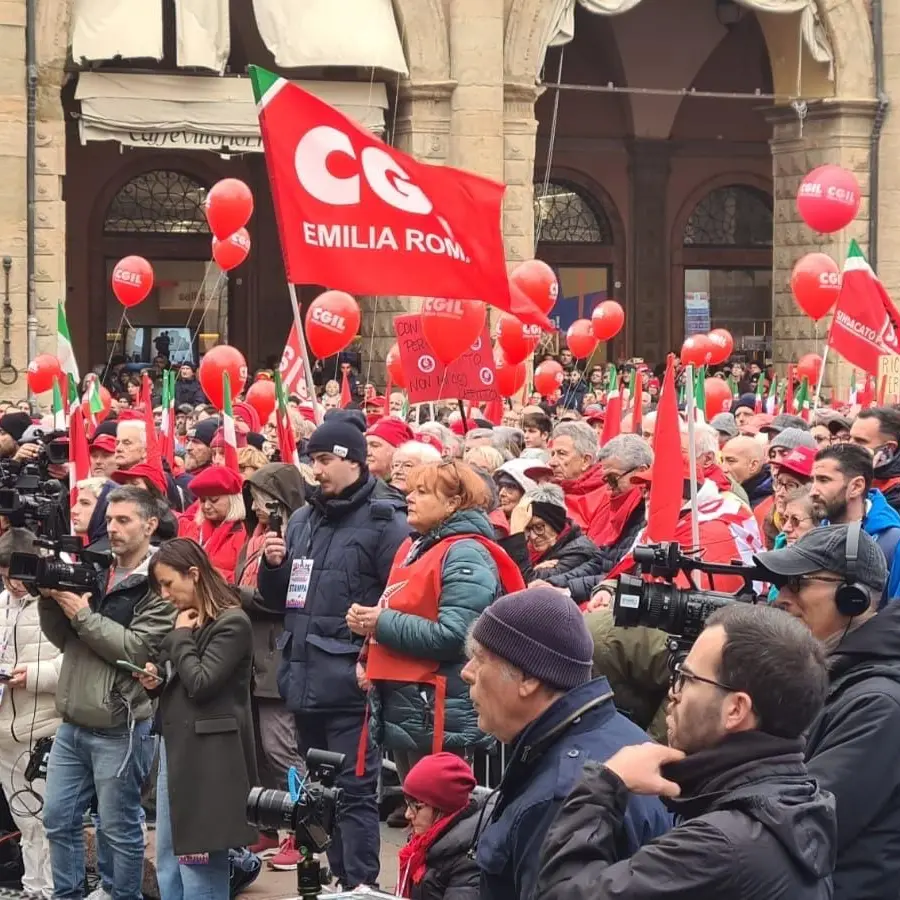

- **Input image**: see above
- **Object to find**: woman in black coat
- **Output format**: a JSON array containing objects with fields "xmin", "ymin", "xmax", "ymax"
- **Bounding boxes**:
[{"xmin": 137, "ymin": 538, "xmax": 258, "ymax": 900}]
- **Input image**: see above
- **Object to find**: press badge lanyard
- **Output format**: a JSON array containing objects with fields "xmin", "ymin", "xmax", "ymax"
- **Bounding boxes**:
[{"xmin": 285, "ymin": 515, "xmax": 317, "ymax": 611}]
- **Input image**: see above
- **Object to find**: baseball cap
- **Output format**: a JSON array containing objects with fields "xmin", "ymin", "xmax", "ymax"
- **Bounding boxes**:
[
  {"xmin": 754, "ymin": 524, "xmax": 887, "ymax": 592},
  {"xmin": 778, "ymin": 445, "xmax": 816, "ymax": 480},
  {"xmin": 710, "ymin": 412, "xmax": 738, "ymax": 439},
  {"xmin": 90, "ymin": 434, "xmax": 117, "ymax": 454},
  {"xmin": 761, "ymin": 414, "xmax": 808, "ymax": 435}
]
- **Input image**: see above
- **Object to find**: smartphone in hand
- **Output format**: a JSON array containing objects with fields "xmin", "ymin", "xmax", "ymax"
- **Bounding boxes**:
[{"xmin": 116, "ymin": 659, "xmax": 163, "ymax": 682}]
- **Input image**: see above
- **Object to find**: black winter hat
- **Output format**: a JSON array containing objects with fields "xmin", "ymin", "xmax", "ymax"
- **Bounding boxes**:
[
  {"xmin": 93, "ymin": 418, "xmax": 119, "ymax": 439},
  {"xmin": 732, "ymin": 393, "xmax": 758, "ymax": 415},
  {"xmin": 188, "ymin": 416, "xmax": 220, "ymax": 447},
  {"xmin": 0, "ymin": 412, "xmax": 33, "ymax": 443},
  {"xmin": 306, "ymin": 418, "xmax": 367, "ymax": 465}
]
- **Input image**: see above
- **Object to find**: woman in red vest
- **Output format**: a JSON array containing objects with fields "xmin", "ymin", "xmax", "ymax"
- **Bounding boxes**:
[{"xmin": 347, "ymin": 461, "xmax": 524, "ymax": 783}]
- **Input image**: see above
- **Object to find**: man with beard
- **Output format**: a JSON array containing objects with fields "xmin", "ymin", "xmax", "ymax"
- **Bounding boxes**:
[
  {"xmin": 549, "ymin": 421, "xmax": 608, "ymax": 543},
  {"xmin": 755, "ymin": 525, "xmax": 900, "ymax": 899},
  {"xmin": 849, "ymin": 407, "xmax": 900, "ymax": 513},
  {"xmin": 537, "ymin": 604, "xmax": 836, "ymax": 899},
  {"xmin": 810, "ymin": 443, "xmax": 900, "ymax": 605},
  {"xmin": 259, "ymin": 417, "xmax": 408, "ymax": 890}
]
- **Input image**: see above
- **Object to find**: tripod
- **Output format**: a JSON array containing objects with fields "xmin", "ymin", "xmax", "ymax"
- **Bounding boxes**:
[{"xmin": 296, "ymin": 843, "xmax": 328, "ymax": 899}]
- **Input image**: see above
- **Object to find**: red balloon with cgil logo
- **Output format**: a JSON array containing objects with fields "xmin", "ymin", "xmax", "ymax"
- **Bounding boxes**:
[
  {"xmin": 199, "ymin": 345, "xmax": 248, "ymax": 410},
  {"xmin": 796, "ymin": 353, "xmax": 823, "ymax": 385},
  {"xmin": 26, "ymin": 354, "xmax": 62, "ymax": 394},
  {"xmin": 496, "ymin": 313, "xmax": 542, "ymax": 365},
  {"xmin": 421, "ymin": 298, "xmax": 486, "ymax": 365},
  {"xmin": 245, "ymin": 379, "xmax": 277, "ymax": 423},
  {"xmin": 386, "ymin": 342, "xmax": 406, "ymax": 389},
  {"xmin": 305, "ymin": 291, "xmax": 361, "ymax": 359},
  {"xmin": 707, "ymin": 328, "xmax": 734, "ymax": 365},
  {"xmin": 510, "ymin": 260, "xmax": 559, "ymax": 316},
  {"xmin": 534, "ymin": 360, "xmax": 564, "ymax": 397},
  {"xmin": 494, "ymin": 347, "xmax": 526, "ymax": 397},
  {"xmin": 205, "ymin": 178, "xmax": 254, "ymax": 240},
  {"xmin": 790, "ymin": 252, "xmax": 841, "ymax": 321},
  {"xmin": 591, "ymin": 301, "xmax": 625, "ymax": 342},
  {"xmin": 681, "ymin": 334, "xmax": 713, "ymax": 368},
  {"xmin": 704, "ymin": 378, "xmax": 733, "ymax": 417},
  {"xmin": 212, "ymin": 228, "xmax": 251, "ymax": 272},
  {"xmin": 796, "ymin": 165, "xmax": 860, "ymax": 234},
  {"xmin": 111, "ymin": 256, "xmax": 154, "ymax": 308},
  {"xmin": 566, "ymin": 319, "xmax": 598, "ymax": 360}
]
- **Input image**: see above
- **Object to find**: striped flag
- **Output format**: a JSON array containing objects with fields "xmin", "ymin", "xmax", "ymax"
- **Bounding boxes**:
[
  {"xmin": 600, "ymin": 365, "xmax": 621, "ymax": 444},
  {"xmin": 273, "ymin": 370, "xmax": 301, "ymax": 467},
  {"xmin": 159, "ymin": 370, "xmax": 176, "ymax": 469},
  {"xmin": 754, "ymin": 373, "xmax": 765, "ymax": 414},
  {"xmin": 692, "ymin": 365, "xmax": 706, "ymax": 421},
  {"xmin": 796, "ymin": 377, "xmax": 811, "ymax": 421},
  {"xmin": 57, "ymin": 302, "xmax": 80, "ymax": 387},
  {"xmin": 765, "ymin": 376, "xmax": 778, "ymax": 416},
  {"xmin": 82, "ymin": 374, "xmax": 105, "ymax": 437},
  {"xmin": 52, "ymin": 375, "xmax": 66, "ymax": 431},
  {"xmin": 68, "ymin": 407, "xmax": 91, "ymax": 537},
  {"xmin": 222, "ymin": 371, "xmax": 240, "ymax": 473}
]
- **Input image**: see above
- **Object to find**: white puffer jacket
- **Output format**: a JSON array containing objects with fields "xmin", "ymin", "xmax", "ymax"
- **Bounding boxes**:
[{"xmin": 0, "ymin": 590, "xmax": 61, "ymax": 744}]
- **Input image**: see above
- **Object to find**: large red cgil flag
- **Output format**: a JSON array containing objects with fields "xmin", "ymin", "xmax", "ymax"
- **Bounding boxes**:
[
  {"xmin": 645, "ymin": 354, "xmax": 681, "ymax": 543},
  {"xmin": 248, "ymin": 66, "xmax": 551, "ymax": 329}
]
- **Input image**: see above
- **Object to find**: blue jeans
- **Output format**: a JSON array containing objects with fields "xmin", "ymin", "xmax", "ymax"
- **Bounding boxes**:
[
  {"xmin": 155, "ymin": 741, "xmax": 230, "ymax": 900},
  {"xmin": 43, "ymin": 720, "xmax": 156, "ymax": 900}
]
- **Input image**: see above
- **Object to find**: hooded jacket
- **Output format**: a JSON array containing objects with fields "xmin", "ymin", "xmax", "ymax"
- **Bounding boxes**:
[
  {"xmin": 557, "ymin": 463, "xmax": 610, "ymax": 545},
  {"xmin": 501, "ymin": 522, "xmax": 601, "ymax": 585},
  {"xmin": 742, "ymin": 465, "xmax": 774, "ymax": 509},
  {"xmin": 805, "ymin": 603, "xmax": 900, "ymax": 900},
  {"xmin": 537, "ymin": 731, "xmax": 836, "ymax": 900},
  {"xmin": 861, "ymin": 489, "xmax": 900, "ymax": 605},
  {"xmin": 873, "ymin": 451, "xmax": 900, "ymax": 514}
]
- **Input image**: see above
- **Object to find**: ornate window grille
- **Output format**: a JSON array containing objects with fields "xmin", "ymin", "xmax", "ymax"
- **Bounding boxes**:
[
  {"xmin": 104, "ymin": 170, "xmax": 210, "ymax": 234},
  {"xmin": 683, "ymin": 185, "xmax": 773, "ymax": 248},
  {"xmin": 534, "ymin": 181, "xmax": 612, "ymax": 244}
]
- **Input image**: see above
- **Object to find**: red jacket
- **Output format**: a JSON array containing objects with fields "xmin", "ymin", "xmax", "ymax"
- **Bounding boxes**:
[
  {"xmin": 177, "ymin": 516, "xmax": 247, "ymax": 583},
  {"xmin": 559, "ymin": 463, "xmax": 611, "ymax": 544}
]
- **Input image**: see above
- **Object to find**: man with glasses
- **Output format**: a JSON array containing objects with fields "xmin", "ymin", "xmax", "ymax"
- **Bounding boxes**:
[
  {"xmin": 811, "ymin": 444, "xmax": 900, "ymax": 606},
  {"xmin": 538, "ymin": 603, "xmax": 836, "ymax": 898},
  {"xmin": 765, "ymin": 427, "xmax": 818, "ymax": 474},
  {"xmin": 755, "ymin": 524, "xmax": 900, "ymax": 900}
]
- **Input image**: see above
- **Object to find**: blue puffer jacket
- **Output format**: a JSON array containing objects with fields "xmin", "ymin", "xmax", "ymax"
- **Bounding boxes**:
[
  {"xmin": 476, "ymin": 678, "xmax": 672, "ymax": 900},
  {"xmin": 370, "ymin": 509, "xmax": 502, "ymax": 754},
  {"xmin": 863, "ymin": 489, "xmax": 900, "ymax": 607},
  {"xmin": 257, "ymin": 474, "xmax": 410, "ymax": 714}
]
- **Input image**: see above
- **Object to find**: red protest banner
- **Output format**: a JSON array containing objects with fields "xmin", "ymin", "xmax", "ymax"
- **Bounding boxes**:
[{"xmin": 394, "ymin": 314, "xmax": 499, "ymax": 405}]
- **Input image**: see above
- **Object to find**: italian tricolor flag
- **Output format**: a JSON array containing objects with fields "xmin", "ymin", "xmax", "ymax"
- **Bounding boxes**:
[
  {"xmin": 274, "ymin": 370, "xmax": 301, "ymax": 468},
  {"xmin": 159, "ymin": 370, "xmax": 175, "ymax": 468},
  {"xmin": 57, "ymin": 302, "xmax": 79, "ymax": 387},
  {"xmin": 601, "ymin": 365, "xmax": 621, "ymax": 444},
  {"xmin": 221, "ymin": 371, "xmax": 240, "ymax": 473}
]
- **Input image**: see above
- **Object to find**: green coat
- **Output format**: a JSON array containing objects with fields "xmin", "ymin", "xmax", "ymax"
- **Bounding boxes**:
[
  {"xmin": 584, "ymin": 609, "xmax": 671, "ymax": 743},
  {"xmin": 370, "ymin": 509, "xmax": 501, "ymax": 753}
]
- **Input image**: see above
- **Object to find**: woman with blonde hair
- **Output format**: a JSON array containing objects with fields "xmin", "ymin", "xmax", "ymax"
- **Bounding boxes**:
[{"xmin": 138, "ymin": 539, "xmax": 256, "ymax": 900}]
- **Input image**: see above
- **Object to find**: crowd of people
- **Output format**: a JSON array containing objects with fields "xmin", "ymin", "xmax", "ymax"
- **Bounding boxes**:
[{"xmin": 0, "ymin": 346, "xmax": 895, "ymax": 899}]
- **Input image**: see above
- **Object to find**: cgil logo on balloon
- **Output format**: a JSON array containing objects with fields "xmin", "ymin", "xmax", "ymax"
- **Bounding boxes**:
[
  {"xmin": 798, "ymin": 183, "xmax": 858, "ymax": 205},
  {"xmin": 113, "ymin": 270, "xmax": 144, "ymax": 286},
  {"xmin": 309, "ymin": 307, "xmax": 348, "ymax": 332}
]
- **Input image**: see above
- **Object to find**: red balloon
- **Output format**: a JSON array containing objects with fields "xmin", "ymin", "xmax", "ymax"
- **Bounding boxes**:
[
  {"xmin": 111, "ymin": 256, "xmax": 154, "ymax": 308},
  {"xmin": 421, "ymin": 298, "xmax": 486, "ymax": 365},
  {"xmin": 494, "ymin": 347, "xmax": 526, "ymax": 397},
  {"xmin": 386, "ymin": 343, "xmax": 406, "ymax": 389},
  {"xmin": 81, "ymin": 385, "xmax": 112, "ymax": 423},
  {"xmin": 245, "ymin": 380, "xmax": 277, "ymax": 423},
  {"xmin": 26, "ymin": 354, "xmax": 62, "ymax": 394},
  {"xmin": 496, "ymin": 314, "xmax": 541, "ymax": 365},
  {"xmin": 791, "ymin": 252, "xmax": 841, "ymax": 321},
  {"xmin": 797, "ymin": 165, "xmax": 860, "ymax": 234},
  {"xmin": 796, "ymin": 353, "xmax": 823, "ymax": 384},
  {"xmin": 591, "ymin": 301, "xmax": 625, "ymax": 341},
  {"xmin": 510, "ymin": 260, "xmax": 559, "ymax": 316},
  {"xmin": 704, "ymin": 379, "xmax": 733, "ymax": 418},
  {"xmin": 534, "ymin": 360, "xmax": 565, "ymax": 397},
  {"xmin": 205, "ymin": 178, "xmax": 254, "ymax": 240},
  {"xmin": 305, "ymin": 291, "xmax": 361, "ymax": 359},
  {"xmin": 212, "ymin": 228, "xmax": 251, "ymax": 272},
  {"xmin": 707, "ymin": 329, "xmax": 734, "ymax": 365},
  {"xmin": 681, "ymin": 335, "xmax": 713, "ymax": 367},
  {"xmin": 566, "ymin": 319, "xmax": 598, "ymax": 360},
  {"xmin": 199, "ymin": 346, "xmax": 248, "ymax": 410}
]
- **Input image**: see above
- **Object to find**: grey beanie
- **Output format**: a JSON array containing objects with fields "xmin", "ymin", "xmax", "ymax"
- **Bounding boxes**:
[
  {"xmin": 769, "ymin": 427, "xmax": 818, "ymax": 452},
  {"xmin": 471, "ymin": 588, "xmax": 593, "ymax": 690},
  {"xmin": 710, "ymin": 413, "xmax": 738, "ymax": 438}
]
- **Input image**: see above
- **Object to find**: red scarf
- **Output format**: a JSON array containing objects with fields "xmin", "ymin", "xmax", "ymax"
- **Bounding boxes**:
[
  {"xmin": 396, "ymin": 815, "xmax": 455, "ymax": 897},
  {"xmin": 593, "ymin": 487, "xmax": 643, "ymax": 548},
  {"xmin": 529, "ymin": 523, "xmax": 571, "ymax": 564}
]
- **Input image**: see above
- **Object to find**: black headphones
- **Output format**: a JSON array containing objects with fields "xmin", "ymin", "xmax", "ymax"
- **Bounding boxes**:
[{"xmin": 835, "ymin": 520, "xmax": 870, "ymax": 618}]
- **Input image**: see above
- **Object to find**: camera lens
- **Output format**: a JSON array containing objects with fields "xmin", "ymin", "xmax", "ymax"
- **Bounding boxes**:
[{"xmin": 246, "ymin": 787, "xmax": 297, "ymax": 831}]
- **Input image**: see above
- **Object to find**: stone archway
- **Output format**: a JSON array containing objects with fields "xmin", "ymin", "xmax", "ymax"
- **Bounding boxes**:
[{"xmin": 391, "ymin": 0, "xmax": 451, "ymax": 82}]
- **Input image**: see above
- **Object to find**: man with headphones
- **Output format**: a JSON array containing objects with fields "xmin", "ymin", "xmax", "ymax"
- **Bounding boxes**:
[{"xmin": 756, "ymin": 522, "xmax": 900, "ymax": 900}]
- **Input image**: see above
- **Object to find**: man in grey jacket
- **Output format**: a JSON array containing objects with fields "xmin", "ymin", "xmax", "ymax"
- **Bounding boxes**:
[{"xmin": 39, "ymin": 485, "xmax": 175, "ymax": 900}]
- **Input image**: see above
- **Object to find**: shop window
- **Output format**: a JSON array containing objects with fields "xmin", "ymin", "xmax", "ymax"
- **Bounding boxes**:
[
  {"xmin": 534, "ymin": 181, "xmax": 612, "ymax": 244},
  {"xmin": 104, "ymin": 170, "xmax": 210, "ymax": 235}
]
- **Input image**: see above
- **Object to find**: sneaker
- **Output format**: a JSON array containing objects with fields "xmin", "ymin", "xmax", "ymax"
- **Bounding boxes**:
[
  {"xmin": 386, "ymin": 804, "xmax": 408, "ymax": 828},
  {"xmin": 268, "ymin": 835, "xmax": 302, "ymax": 871},
  {"xmin": 248, "ymin": 831, "xmax": 281, "ymax": 857},
  {"xmin": 85, "ymin": 889, "xmax": 113, "ymax": 900}
]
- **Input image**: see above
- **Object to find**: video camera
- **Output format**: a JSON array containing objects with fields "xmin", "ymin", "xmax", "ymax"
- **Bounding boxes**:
[
  {"xmin": 0, "ymin": 431, "xmax": 69, "ymax": 538},
  {"xmin": 613, "ymin": 542, "xmax": 769, "ymax": 659},
  {"xmin": 8, "ymin": 536, "xmax": 111, "ymax": 592},
  {"xmin": 247, "ymin": 748, "xmax": 344, "ymax": 898}
]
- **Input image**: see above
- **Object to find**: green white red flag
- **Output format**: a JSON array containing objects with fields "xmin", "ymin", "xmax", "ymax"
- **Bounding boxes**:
[
  {"xmin": 57, "ymin": 302, "xmax": 79, "ymax": 387},
  {"xmin": 221, "ymin": 371, "xmax": 240, "ymax": 473},
  {"xmin": 754, "ymin": 374, "xmax": 765, "ymax": 414},
  {"xmin": 159, "ymin": 370, "xmax": 175, "ymax": 469},
  {"xmin": 600, "ymin": 365, "xmax": 621, "ymax": 444},
  {"xmin": 273, "ymin": 370, "xmax": 300, "ymax": 467}
]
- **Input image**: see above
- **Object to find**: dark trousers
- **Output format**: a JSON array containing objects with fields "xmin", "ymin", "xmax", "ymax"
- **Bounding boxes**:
[{"xmin": 294, "ymin": 711, "xmax": 380, "ymax": 889}]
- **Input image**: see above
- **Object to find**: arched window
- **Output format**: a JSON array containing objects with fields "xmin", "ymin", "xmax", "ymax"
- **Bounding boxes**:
[
  {"xmin": 534, "ymin": 181, "xmax": 612, "ymax": 244},
  {"xmin": 104, "ymin": 170, "xmax": 210, "ymax": 235},
  {"xmin": 683, "ymin": 185, "xmax": 772, "ymax": 248}
]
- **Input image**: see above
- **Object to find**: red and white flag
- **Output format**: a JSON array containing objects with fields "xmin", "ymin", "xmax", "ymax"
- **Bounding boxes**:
[
  {"xmin": 279, "ymin": 324, "xmax": 311, "ymax": 400},
  {"xmin": 68, "ymin": 408, "xmax": 90, "ymax": 537}
]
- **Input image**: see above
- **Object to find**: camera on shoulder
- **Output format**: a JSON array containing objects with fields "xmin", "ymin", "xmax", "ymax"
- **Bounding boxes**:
[{"xmin": 8, "ymin": 536, "xmax": 112, "ymax": 593}]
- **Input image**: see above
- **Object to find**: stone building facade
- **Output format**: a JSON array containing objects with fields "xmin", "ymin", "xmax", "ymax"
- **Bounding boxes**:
[{"xmin": 0, "ymin": 0, "xmax": 894, "ymax": 395}]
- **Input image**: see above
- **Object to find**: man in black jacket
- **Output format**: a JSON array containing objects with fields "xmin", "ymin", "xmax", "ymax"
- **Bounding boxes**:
[
  {"xmin": 850, "ymin": 406, "xmax": 900, "ymax": 512},
  {"xmin": 755, "ymin": 523, "xmax": 900, "ymax": 900},
  {"xmin": 537, "ymin": 603, "xmax": 836, "ymax": 899}
]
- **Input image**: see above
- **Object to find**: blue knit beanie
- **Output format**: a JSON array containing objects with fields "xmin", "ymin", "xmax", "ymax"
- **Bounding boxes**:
[{"xmin": 472, "ymin": 588, "xmax": 593, "ymax": 690}]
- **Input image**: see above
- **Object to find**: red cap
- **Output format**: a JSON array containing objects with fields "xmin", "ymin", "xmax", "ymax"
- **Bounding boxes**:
[
  {"xmin": 417, "ymin": 432, "xmax": 444, "ymax": 455},
  {"xmin": 111, "ymin": 462, "xmax": 167, "ymax": 495},
  {"xmin": 233, "ymin": 401, "xmax": 261, "ymax": 432},
  {"xmin": 402, "ymin": 752, "xmax": 476, "ymax": 813},
  {"xmin": 584, "ymin": 405, "xmax": 605, "ymax": 426},
  {"xmin": 366, "ymin": 417, "xmax": 414, "ymax": 449},
  {"xmin": 90, "ymin": 434, "xmax": 117, "ymax": 454},
  {"xmin": 779, "ymin": 445, "xmax": 816, "ymax": 480},
  {"xmin": 450, "ymin": 417, "xmax": 480, "ymax": 436},
  {"xmin": 743, "ymin": 414, "xmax": 773, "ymax": 435},
  {"xmin": 187, "ymin": 465, "xmax": 243, "ymax": 497},
  {"xmin": 364, "ymin": 396, "xmax": 386, "ymax": 410},
  {"xmin": 211, "ymin": 424, "xmax": 249, "ymax": 449},
  {"xmin": 116, "ymin": 410, "xmax": 143, "ymax": 422}
]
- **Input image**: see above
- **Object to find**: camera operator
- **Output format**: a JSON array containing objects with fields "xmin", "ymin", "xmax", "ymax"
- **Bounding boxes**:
[
  {"xmin": 0, "ymin": 412, "xmax": 35, "ymax": 460},
  {"xmin": 755, "ymin": 524, "xmax": 900, "ymax": 900},
  {"xmin": 39, "ymin": 485, "xmax": 176, "ymax": 900},
  {"xmin": 537, "ymin": 604, "xmax": 835, "ymax": 899}
]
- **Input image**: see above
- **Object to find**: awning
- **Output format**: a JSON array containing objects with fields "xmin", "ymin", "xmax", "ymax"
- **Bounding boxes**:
[
  {"xmin": 71, "ymin": 0, "xmax": 163, "ymax": 62},
  {"xmin": 75, "ymin": 72, "xmax": 389, "ymax": 152}
]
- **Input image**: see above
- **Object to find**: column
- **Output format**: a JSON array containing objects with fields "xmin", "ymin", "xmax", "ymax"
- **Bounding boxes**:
[
  {"xmin": 502, "ymin": 82, "xmax": 541, "ymax": 267},
  {"xmin": 628, "ymin": 139, "xmax": 671, "ymax": 362}
]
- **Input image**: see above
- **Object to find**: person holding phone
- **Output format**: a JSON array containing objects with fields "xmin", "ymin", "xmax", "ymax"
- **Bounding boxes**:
[{"xmin": 138, "ymin": 538, "xmax": 257, "ymax": 899}]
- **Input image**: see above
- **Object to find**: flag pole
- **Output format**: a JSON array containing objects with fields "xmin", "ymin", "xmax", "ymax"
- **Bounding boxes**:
[
  {"xmin": 812, "ymin": 345, "xmax": 830, "ymax": 415},
  {"xmin": 287, "ymin": 283, "xmax": 322, "ymax": 425},
  {"xmin": 685, "ymin": 364, "xmax": 701, "ymax": 551}
]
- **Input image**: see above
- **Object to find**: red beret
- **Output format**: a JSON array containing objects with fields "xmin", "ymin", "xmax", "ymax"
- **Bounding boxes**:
[
  {"xmin": 187, "ymin": 465, "xmax": 243, "ymax": 497},
  {"xmin": 111, "ymin": 462, "xmax": 167, "ymax": 495},
  {"xmin": 450, "ymin": 417, "xmax": 479, "ymax": 436},
  {"xmin": 366, "ymin": 417, "xmax": 413, "ymax": 449},
  {"xmin": 232, "ymin": 401, "xmax": 261, "ymax": 432},
  {"xmin": 402, "ymin": 752, "xmax": 476, "ymax": 813}
]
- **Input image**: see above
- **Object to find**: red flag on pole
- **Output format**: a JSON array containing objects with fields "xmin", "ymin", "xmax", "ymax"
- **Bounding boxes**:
[
  {"xmin": 68, "ymin": 408, "xmax": 91, "ymax": 536},
  {"xmin": 140, "ymin": 374, "xmax": 164, "ymax": 477},
  {"xmin": 645, "ymin": 354, "xmax": 681, "ymax": 543},
  {"xmin": 279, "ymin": 324, "xmax": 312, "ymax": 400},
  {"xmin": 784, "ymin": 365, "xmax": 795, "ymax": 415},
  {"xmin": 339, "ymin": 370, "xmax": 352, "ymax": 408},
  {"xmin": 631, "ymin": 369, "xmax": 644, "ymax": 436}
]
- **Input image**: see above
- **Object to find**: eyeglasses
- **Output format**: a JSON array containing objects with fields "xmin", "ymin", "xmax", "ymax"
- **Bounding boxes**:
[
  {"xmin": 774, "ymin": 479, "xmax": 802, "ymax": 494},
  {"xmin": 404, "ymin": 797, "xmax": 427, "ymax": 814},
  {"xmin": 782, "ymin": 514, "xmax": 812, "ymax": 530},
  {"xmin": 604, "ymin": 467, "xmax": 636, "ymax": 489},
  {"xmin": 783, "ymin": 574, "xmax": 843, "ymax": 593},
  {"xmin": 524, "ymin": 521, "xmax": 550, "ymax": 538},
  {"xmin": 670, "ymin": 662, "xmax": 736, "ymax": 696}
]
